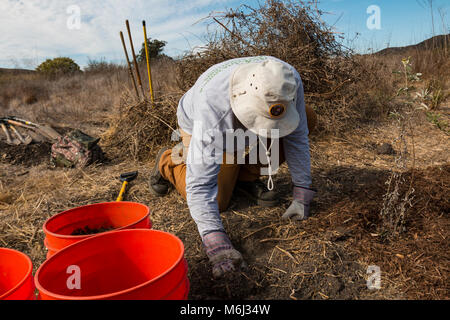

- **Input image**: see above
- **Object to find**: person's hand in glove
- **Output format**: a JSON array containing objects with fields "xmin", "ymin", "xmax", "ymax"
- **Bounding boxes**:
[
  {"xmin": 282, "ymin": 186, "xmax": 316, "ymax": 221},
  {"xmin": 202, "ymin": 231, "xmax": 247, "ymax": 278}
]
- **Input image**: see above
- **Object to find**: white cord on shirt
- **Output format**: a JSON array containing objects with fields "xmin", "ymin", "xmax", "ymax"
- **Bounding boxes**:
[{"xmin": 258, "ymin": 136, "xmax": 275, "ymax": 191}]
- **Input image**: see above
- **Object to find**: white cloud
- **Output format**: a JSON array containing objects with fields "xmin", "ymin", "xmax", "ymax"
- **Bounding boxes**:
[{"xmin": 0, "ymin": 0, "xmax": 242, "ymax": 68}]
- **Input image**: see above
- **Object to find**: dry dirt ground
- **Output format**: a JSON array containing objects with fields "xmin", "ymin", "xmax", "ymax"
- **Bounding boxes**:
[{"xmin": 0, "ymin": 105, "xmax": 448, "ymax": 300}]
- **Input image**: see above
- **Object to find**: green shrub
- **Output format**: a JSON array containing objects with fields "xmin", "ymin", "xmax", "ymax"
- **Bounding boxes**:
[
  {"xmin": 36, "ymin": 57, "xmax": 81, "ymax": 76},
  {"xmin": 138, "ymin": 38, "xmax": 167, "ymax": 62}
]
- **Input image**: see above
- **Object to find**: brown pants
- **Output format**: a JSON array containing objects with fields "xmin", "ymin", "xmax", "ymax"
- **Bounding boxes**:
[{"xmin": 159, "ymin": 105, "xmax": 317, "ymax": 212}]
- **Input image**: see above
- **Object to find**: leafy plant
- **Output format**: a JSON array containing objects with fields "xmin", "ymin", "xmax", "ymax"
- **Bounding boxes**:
[
  {"xmin": 138, "ymin": 38, "xmax": 167, "ymax": 62},
  {"xmin": 426, "ymin": 111, "xmax": 449, "ymax": 134},
  {"xmin": 393, "ymin": 57, "xmax": 422, "ymax": 94},
  {"xmin": 415, "ymin": 79, "xmax": 446, "ymax": 110},
  {"xmin": 36, "ymin": 57, "xmax": 81, "ymax": 76}
]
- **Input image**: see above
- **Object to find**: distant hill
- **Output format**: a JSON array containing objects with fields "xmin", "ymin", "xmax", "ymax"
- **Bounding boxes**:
[
  {"xmin": 0, "ymin": 68, "xmax": 35, "ymax": 75},
  {"xmin": 376, "ymin": 34, "xmax": 449, "ymax": 56}
]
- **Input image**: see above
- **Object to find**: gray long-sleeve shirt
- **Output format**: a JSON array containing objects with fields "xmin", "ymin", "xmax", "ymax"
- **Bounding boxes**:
[{"xmin": 177, "ymin": 56, "xmax": 311, "ymax": 237}]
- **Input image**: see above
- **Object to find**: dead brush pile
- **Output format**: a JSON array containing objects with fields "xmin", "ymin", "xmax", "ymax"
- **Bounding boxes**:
[
  {"xmin": 105, "ymin": 0, "xmax": 397, "ymax": 161},
  {"xmin": 177, "ymin": 0, "xmax": 396, "ymax": 133},
  {"xmin": 177, "ymin": 0, "xmax": 345, "ymax": 94},
  {"xmin": 102, "ymin": 91, "xmax": 180, "ymax": 162}
]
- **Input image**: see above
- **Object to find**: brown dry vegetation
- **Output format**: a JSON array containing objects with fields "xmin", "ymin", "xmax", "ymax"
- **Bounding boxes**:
[{"xmin": 1, "ymin": 0, "xmax": 449, "ymax": 300}]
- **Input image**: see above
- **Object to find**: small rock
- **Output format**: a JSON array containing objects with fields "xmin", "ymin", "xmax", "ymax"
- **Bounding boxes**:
[
  {"xmin": 0, "ymin": 193, "xmax": 15, "ymax": 204},
  {"xmin": 376, "ymin": 143, "xmax": 396, "ymax": 155},
  {"xmin": 324, "ymin": 227, "xmax": 351, "ymax": 242}
]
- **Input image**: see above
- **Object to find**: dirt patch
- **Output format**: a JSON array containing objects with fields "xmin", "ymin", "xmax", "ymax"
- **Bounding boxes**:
[
  {"xmin": 0, "ymin": 145, "xmax": 447, "ymax": 300},
  {"xmin": 0, "ymin": 126, "xmax": 106, "ymax": 167},
  {"xmin": 0, "ymin": 141, "xmax": 52, "ymax": 167},
  {"xmin": 182, "ymin": 164, "xmax": 449, "ymax": 300},
  {"xmin": 308, "ymin": 164, "xmax": 449, "ymax": 299},
  {"xmin": 186, "ymin": 214, "xmax": 368, "ymax": 300}
]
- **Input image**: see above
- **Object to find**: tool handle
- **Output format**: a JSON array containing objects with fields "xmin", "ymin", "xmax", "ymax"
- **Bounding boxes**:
[
  {"xmin": 6, "ymin": 117, "xmax": 36, "ymax": 126},
  {"xmin": 120, "ymin": 31, "xmax": 140, "ymax": 100},
  {"xmin": 126, "ymin": 20, "xmax": 145, "ymax": 98},
  {"xmin": 6, "ymin": 119, "xmax": 35, "ymax": 130},
  {"xmin": 1, "ymin": 123, "xmax": 12, "ymax": 141},
  {"xmin": 9, "ymin": 125, "xmax": 25, "ymax": 143},
  {"xmin": 1, "ymin": 123, "xmax": 13, "ymax": 144},
  {"xmin": 116, "ymin": 181, "xmax": 128, "ymax": 202}
]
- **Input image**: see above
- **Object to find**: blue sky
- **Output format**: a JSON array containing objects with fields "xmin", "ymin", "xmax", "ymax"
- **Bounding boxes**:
[
  {"xmin": 318, "ymin": 0, "xmax": 449, "ymax": 52},
  {"xmin": 0, "ymin": 0, "xmax": 448, "ymax": 69}
]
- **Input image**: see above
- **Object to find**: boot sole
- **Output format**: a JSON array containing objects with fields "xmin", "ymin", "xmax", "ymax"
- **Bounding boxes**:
[
  {"xmin": 149, "ymin": 147, "xmax": 170, "ymax": 197},
  {"xmin": 235, "ymin": 187, "xmax": 279, "ymax": 208},
  {"xmin": 149, "ymin": 185, "xmax": 169, "ymax": 197}
]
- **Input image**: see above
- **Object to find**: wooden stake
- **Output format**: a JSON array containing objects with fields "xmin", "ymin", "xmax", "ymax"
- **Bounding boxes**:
[
  {"xmin": 143, "ymin": 20, "xmax": 155, "ymax": 105},
  {"xmin": 120, "ymin": 31, "xmax": 140, "ymax": 100},
  {"xmin": 126, "ymin": 20, "xmax": 146, "ymax": 100}
]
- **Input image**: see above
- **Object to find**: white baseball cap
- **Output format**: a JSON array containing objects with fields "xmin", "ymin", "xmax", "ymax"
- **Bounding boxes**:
[{"xmin": 230, "ymin": 59, "xmax": 300, "ymax": 138}]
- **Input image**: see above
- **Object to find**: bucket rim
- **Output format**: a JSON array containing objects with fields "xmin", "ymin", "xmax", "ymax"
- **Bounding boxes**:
[
  {"xmin": 43, "ymin": 202, "xmax": 151, "ymax": 240},
  {"xmin": 0, "ymin": 248, "xmax": 33, "ymax": 300},
  {"xmin": 35, "ymin": 229, "xmax": 186, "ymax": 300}
]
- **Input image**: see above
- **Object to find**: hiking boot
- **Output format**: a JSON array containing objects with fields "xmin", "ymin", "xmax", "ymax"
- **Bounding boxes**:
[
  {"xmin": 149, "ymin": 147, "xmax": 170, "ymax": 196},
  {"xmin": 235, "ymin": 180, "xmax": 278, "ymax": 207}
]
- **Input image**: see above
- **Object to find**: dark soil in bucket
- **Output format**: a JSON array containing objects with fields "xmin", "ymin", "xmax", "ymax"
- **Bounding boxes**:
[{"xmin": 71, "ymin": 225, "xmax": 115, "ymax": 236}]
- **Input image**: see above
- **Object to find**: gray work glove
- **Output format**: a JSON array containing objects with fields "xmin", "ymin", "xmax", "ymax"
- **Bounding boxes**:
[
  {"xmin": 202, "ymin": 231, "xmax": 247, "ymax": 278},
  {"xmin": 282, "ymin": 186, "xmax": 316, "ymax": 221}
]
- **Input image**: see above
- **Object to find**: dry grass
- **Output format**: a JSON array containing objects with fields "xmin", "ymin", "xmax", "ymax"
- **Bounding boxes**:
[
  {"xmin": 102, "ymin": 94, "xmax": 180, "ymax": 162},
  {"xmin": 0, "ymin": 57, "xmax": 179, "ymax": 139},
  {"xmin": 0, "ymin": 70, "xmax": 128, "ymax": 137},
  {"xmin": 101, "ymin": 56, "xmax": 182, "ymax": 162},
  {"xmin": 0, "ymin": 0, "xmax": 449, "ymax": 301},
  {"xmin": 1, "ymin": 118, "xmax": 448, "ymax": 299}
]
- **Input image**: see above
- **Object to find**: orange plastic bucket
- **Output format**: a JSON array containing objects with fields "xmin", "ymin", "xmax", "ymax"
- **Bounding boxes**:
[
  {"xmin": 0, "ymin": 248, "xmax": 35, "ymax": 300},
  {"xmin": 43, "ymin": 202, "xmax": 151, "ymax": 258},
  {"xmin": 35, "ymin": 229, "xmax": 189, "ymax": 300}
]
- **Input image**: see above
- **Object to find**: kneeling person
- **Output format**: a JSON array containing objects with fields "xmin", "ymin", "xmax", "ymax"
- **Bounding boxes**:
[{"xmin": 150, "ymin": 56, "xmax": 317, "ymax": 278}]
